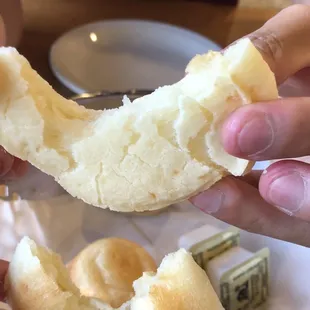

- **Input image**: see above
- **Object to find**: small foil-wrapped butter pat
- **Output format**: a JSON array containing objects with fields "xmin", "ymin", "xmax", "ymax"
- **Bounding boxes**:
[
  {"xmin": 178, "ymin": 224, "xmax": 240, "ymax": 269},
  {"xmin": 178, "ymin": 225, "xmax": 270, "ymax": 310},
  {"xmin": 207, "ymin": 246, "xmax": 270, "ymax": 310}
]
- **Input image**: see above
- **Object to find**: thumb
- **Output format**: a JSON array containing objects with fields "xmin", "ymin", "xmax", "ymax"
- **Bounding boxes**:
[
  {"xmin": 259, "ymin": 160, "xmax": 310, "ymax": 222},
  {"xmin": 242, "ymin": 4, "xmax": 310, "ymax": 84}
]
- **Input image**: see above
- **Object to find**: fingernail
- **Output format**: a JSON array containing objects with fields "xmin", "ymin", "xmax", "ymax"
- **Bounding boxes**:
[
  {"xmin": 191, "ymin": 187, "xmax": 225, "ymax": 214},
  {"xmin": 237, "ymin": 113, "xmax": 274, "ymax": 157},
  {"xmin": 267, "ymin": 171, "xmax": 306, "ymax": 214}
]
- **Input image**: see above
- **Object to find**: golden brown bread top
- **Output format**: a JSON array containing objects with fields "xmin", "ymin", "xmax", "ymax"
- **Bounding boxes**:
[
  {"xmin": 68, "ymin": 238, "xmax": 157, "ymax": 308},
  {"xmin": 6, "ymin": 237, "xmax": 224, "ymax": 310}
]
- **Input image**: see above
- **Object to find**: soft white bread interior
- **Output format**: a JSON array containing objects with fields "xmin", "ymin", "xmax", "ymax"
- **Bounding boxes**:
[
  {"xmin": 4, "ymin": 236, "xmax": 101, "ymax": 310},
  {"xmin": 0, "ymin": 39, "xmax": 278, "ymax": 212},
  {"xmin": 5, "ymin": 237, "xmax": 223, "ymax": 310},
  {"xmin": 68, "ymin": 238, "xmax": 157, "ymax": 308},
  {"xmin": 130, "ymin": 248, "xmax": 224, "ymax": 310}
]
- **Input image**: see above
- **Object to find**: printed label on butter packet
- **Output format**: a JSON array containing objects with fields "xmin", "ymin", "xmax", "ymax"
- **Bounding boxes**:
[
  {"xmin": 219, "ymin": 248, "xmax": 269, "ymax": 310},
  {"xmin": 190, "ymin": 227, "xmax": 240, "ymax": 271}
]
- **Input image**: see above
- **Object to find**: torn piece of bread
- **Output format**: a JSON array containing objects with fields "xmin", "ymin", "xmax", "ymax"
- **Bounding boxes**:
[
  {"xmin": 5, "ymin": 237, "xmax": 224, "ymax": 310},
  {"xmin": 130, "ymin": 248, "xmax": 224, "ymax": 310},
  {"xmin": 4, "ymin": 236, "xmax": 99, "ymax": 310},
  {"xmin": 0, "ymin": 38, "xmax": 278, "ymax": 212},
  {"xmin": 68, "ymin": 238, "xmax": 157, "ymax": 308}
]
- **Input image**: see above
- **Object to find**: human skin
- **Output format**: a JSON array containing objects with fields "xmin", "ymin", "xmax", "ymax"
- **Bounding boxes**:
[
  {"xmin": 0, "ymin": 260, "xmax": 8, "ymax": 300},
  {"xmin": 0, "ymin": 0, "xmax": 27, "ymax": 180},
  {"xmin": 2, "ymin": 0, "xmax": 310, "ymax": 302},
  {"xmin": 191, "ymin": 3, "xmax": 310, "ymax": 248},
  {"xmin": 0, "ymin": 1, "xmax": 25, "ymax": 300}
]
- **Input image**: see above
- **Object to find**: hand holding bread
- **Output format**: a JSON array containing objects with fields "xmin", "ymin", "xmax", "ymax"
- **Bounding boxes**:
[
  {"xmin": 191, "ymin": 4, "xmax": 310, "ymax": 248},
  {"xmin": 0, "ymin": 38, "xmax": 277, "ymax": 212}
]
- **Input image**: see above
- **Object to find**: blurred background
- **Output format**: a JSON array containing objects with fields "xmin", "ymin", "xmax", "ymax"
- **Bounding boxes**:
[{"xmin": 19, "ymin": 0, "xmax": 291, "ymax": 98}]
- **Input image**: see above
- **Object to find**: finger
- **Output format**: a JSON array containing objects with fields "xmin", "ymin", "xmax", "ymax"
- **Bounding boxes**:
[
  {"xmin": 259, "ymin": 160, "xmax": 310, "ymax": 221},
  {"xmin": 190, "ymin": 176, "xmax": 310, "ymax": 247},
  {"xmin": 0, "ymin": 148, "xmax": 14, "ymax": 177},
  {"xmin": 3, "ymin": 157, "xmax": 28, "ymax": 179},
  {"xmin": 0, "ymin": 260, "xmax": 8, "ymax": 301},
  {"xmin": 243, "ymin": 4, "xmax": 310, "ymax": 84},
  {"xmin": 221, "ymin": 97, "xmax": 310, "ymax": 160},
  {"xmin": 279, "ymin": 67, "xmax": 310, "ymax": 97},
  {"xmin": 221, "ymin": 5, "xmax": 310, "ymax": 160},
  {"xmin": 13, "ymin": 158, "xmax": 28, "ymax": 177},
  {"xmin": 239, "ymin": 170, "xmax": 262, "ymax": 188}
]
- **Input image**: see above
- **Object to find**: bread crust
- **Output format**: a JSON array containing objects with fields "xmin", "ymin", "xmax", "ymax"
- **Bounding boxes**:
[{"xmin": 68, "ymin": 238, "xmax": 157, "ymax": 308}]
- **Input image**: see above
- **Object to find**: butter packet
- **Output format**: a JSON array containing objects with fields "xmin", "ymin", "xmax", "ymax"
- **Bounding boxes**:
[
  {"xmin": 218, "ymin": 248, "xmax": 270, "ymax": 310},
  {"xmin": 179, "ymin": 225, "xmax": 240, "ymax": 271}
]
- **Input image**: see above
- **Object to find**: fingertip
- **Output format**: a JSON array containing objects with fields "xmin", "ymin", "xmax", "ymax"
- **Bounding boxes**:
[
  {"xmin": 221, "ymin": 105, "xmax": 259, "ymax": 158},
  {"xmin": 259, "ymin": 160, "xmax": 310, "ymax": 219},
  {"xmin": 12, "ymin": 158, "xmax": 28, "ymax": 177},
  {"xmin": 3, "ymin": 158, "xmax": 28, "ymax": 179},
  {"xmin": 258, "ymin": 160, "xmax": 309, "ymax": 197},
  {"xmin": 0, "ymin": 148, "xmax": 14, "ymax": 177},
  {"xmin": 190, "ymin": 176, "xmax": 243, "ymax": 218},
  {"xmin": 221, "ymin": 110, "xmax": 241, "ymax": 156},
  {"xmin": 190, "ymin": 184, "xmax": 225, "ymax": 215}
]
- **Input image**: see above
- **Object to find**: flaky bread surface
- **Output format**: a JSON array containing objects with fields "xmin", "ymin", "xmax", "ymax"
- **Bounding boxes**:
[
  {"xmin": 6, "ymin": 237, "xmax": 223, "ymax": 310},
  {"xmin": 0, "ymin": 39, "xmax": 277, "ymax": 211}
]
